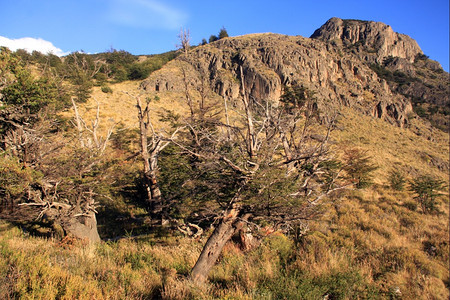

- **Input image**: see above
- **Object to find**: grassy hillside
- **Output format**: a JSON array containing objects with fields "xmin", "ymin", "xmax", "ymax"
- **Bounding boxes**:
[
  {"xmin": 1, "ymin": 43, "xmax": 448, "ymax": 299},
  {"xmin": 1, "ymin": 73, "xmax": 448, "ymax": 298}
]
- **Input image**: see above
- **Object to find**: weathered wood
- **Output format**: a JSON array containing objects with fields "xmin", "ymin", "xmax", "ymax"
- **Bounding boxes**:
[
  {"xmin": 64, "ymin": 211, "xmax": 100, "ymax": 243},
  {"xmin": 135, "ymin": 95, "xmax": 183, "ymax": 220},
  {"xmin": 190, "ymin": 205, "xmax": 250, "ymax": 284}
]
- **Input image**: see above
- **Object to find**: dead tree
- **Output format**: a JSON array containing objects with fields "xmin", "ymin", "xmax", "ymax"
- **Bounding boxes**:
[
  {"xmin": 182, "ymin": 70, "xmax": 350, "ymax": 283},
  {"xmin": 20, "ymin": 184, "xmax": 100, "ymax": 242},
  {"xmin": 13, "ymin": 98, "xmax": 120, "ymax": 242},
  {"xmin": 136, "ymin": 95, "xmax": 164, "ymax": 218},
  {"xmin": 67, "ymin": 52, "xmax": 105, "ymax": 79},
  {"xmin": 71, "ymin": 97, "xmax": 116, "ymax": 154},
  {"xmin": 12, "ymin": 99, "xmax": 119, "ymax": 243},
  {"xmin": 132, "ymin": 93, "xmax": 182, "ymax": 222},
  {"xmin": 177, "ymin": 27, "xmax": 191, "ymax": 56}
]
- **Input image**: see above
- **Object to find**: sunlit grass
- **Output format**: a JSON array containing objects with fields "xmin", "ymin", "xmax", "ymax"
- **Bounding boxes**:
[{"xmin": 4, "ymin": 77, "xmax": 448, "ymax": 299}]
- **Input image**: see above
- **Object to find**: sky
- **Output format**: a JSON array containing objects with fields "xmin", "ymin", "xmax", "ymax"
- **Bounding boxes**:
[{"xmin": 0, "ymin": 0, "xmax": 448, "ymax": 71}]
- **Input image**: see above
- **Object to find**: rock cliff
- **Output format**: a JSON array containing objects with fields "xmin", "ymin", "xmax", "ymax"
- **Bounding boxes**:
[
  {"xmin": 141, "ymin": 18, "xmax": 447, "ymax": 129},
  {"xmin": 310, "ymin": 17, "xmax": 423, "ymax": 64}
]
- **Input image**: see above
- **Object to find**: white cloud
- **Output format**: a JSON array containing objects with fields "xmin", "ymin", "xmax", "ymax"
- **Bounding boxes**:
[
  {"xmin": 0, "ymin": 36, "xmax": 69, "ymax": 56},
  {"xmin": 108, "ymin": 0, "xmax": 188, "ymax": 30}
]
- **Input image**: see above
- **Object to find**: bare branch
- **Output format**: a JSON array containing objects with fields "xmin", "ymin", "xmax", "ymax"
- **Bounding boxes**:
[{"xmin": 177, "ymin": 27, "xmax": 191, "ymax": 55}]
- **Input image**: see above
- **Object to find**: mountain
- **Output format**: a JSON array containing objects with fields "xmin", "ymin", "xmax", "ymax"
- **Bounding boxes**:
[
  {"xmin": 141, "ymin": 17, "xmax": 448, "ymax": 130},
  {"xmin": 311, "ymin": 17, "xmax": 448, "ymax": 130},
  {"xmin": 310, "ymin": 17, "xmax": 423, "ymax": 64}
]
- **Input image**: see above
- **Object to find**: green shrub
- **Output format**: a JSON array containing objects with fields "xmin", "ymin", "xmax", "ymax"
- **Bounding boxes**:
[
  {"xmin": 101, "ymin": 85, "xmax": 113, "ymax": 93},
  {"xmin": 343, "ymin": 148, "xmax": 378, "ymax": 189},
  {"xmin": 414, "ymin": 105, "xmax": 427, "ymax": 118},
  {"xmin": 399, "ymin": 214, "xmax": 417, "ymax": 227},
  {"xmin": 209, "ymin": 35, "xmax": 219, "ymax": 43},
  {"xmin": 255, "ymin": 268, "xmax": 379, "ymax": 300},
  {"xmin": 94, "ymin": 73, "xmax": 108, "ymax": 85},
  {"xmin": 403, "ymin": 200, "xmax": 417, "ymax": 211},
  {"xmin": 265, "ymin": 233, "xmax": 293, "ymax": 264},
  {"xmin": 218, "ymin": 27, "xmax": 229, "ymax": 39},
  {"xmin": 388, "ymin": 170, "xmax": 406, "ymax": 191},
  {"xmin": 127, "ymin": 63, "xmax": 151, "ymax": 80},
  {"xmin": 409, "ymin": 175, "xmax": 445, "ymax": 214}
]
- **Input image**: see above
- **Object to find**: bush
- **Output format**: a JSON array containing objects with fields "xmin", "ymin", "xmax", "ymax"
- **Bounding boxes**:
[
  {"xmin": 101, "ymin": 85, "xmax": 113, "ymax": 93},
  {"xmin": 209, "ymin": 35, "xmax": 219, "ymax": 43},
  {"xmin": 414, "ymin": 53, "xmax": 429, "ymax": 62},
  {"xmin": 1, "ymin": 55, "xmax": 61, "ymax": 112},
  {"xmin": 71, "ymin": 72, "xmax": 93, "ymax": 103},
  {"xmin": 414, "ymin": 105, "xmax": 427, "ymax": 118},
  {"xmin": 127, "ymin": 63, "xmax": 151, "ymax": 80},
  {"xmin": 94, "ymin": 73, "xmax": 108, "ymax": 86},
  {"xmin": 403, "ymin": 200, "xmax": 417, "ymax": 211},
  {"xmin": 343, "ymin": 149, "xmax": 378, "ymax": 189},
  {"xmin": 409, "ymin": 175, "xmax": 445, "ymax": 214},
  {"xmin": 388, "ymin": 170, "xmax": 406, "ymax": 191}
]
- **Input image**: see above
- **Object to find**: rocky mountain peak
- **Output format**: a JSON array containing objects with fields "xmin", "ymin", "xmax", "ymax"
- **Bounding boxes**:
[
  {"xmin": 311, "ymin": 17, "xmax": 423, "ymax": 64},
  {"xmin": 141, "ymin": 18, "xmax": 447, "ymax": 130}
]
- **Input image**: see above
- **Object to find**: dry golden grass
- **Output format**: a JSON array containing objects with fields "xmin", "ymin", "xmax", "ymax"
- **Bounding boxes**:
[
  {"xmin": 1, "ymin": 199, "xmax": 449, "ymax": 300},
  {"xmin": 83, "ymin": 77, "xmax": 449, "ymax": 186},
  {"xmin": 61, "ymin": 80, "xmax": 194, "ymax": 138},
  {"xmin": 334, "ymin": 106, "xmax": 449, "ymax": 183},
  {"xmin": 6, "ymin": 73, "xmax": 448, "ymax": 299}
]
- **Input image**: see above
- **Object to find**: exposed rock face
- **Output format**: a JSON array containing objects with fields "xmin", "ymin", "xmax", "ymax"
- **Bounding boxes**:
[
  {"xmin": 141, "ymin": 18, "xmax": 446, "ymax": 128},
  {"xmin": 310, "ymin": 17, "xmax": 423, "ymax": 64},
  {"xmin": 373, "ymin": 100, "xmax": 413, "ymax": 126}
]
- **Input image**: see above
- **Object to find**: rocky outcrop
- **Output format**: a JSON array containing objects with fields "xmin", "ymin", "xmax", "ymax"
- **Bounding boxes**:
[
  {"xmin": 373, "ymin": 99, "xmax": 413, "ymax": 127},
  {"xmin": 141, "ymin": 18, "xmax": 446, "ymax": 128},
  {"xmin": 311, "ymin": 17, "xmax": 423, "ymax": 64}
]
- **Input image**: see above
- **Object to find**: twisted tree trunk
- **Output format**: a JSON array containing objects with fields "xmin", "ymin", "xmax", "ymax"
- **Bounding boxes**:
[
  {"xmin": 63, "ymin": 211, "xmax": 100, "ymax": 242},
  {"xmin": 190, "ymin": 205, "xmax": 251, "ymax": 284}
]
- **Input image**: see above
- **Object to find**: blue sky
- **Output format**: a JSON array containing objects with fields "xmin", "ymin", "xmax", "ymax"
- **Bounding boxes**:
[{"xmin": 0, "ymin": 0, "xmax": 448, "ymax": 71}]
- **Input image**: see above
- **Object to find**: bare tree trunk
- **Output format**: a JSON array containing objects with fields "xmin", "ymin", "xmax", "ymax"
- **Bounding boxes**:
[
  {"xmin": 135, "ymin": 96, "xmax": 171, "ymax": 221},
  {"xmin": 72, "ymin": 97, "xmax": 85, "ymax": 148},
  {"xmin": 64, "ymin": 211, "xmax": 100, "ymax": 243},
  {"xmin": 137, "ymin": 99, "xmax": 162, "ymax": 218},
  {"xmin": 240, "ymin": 66, "xmax": 257, "ymax": 160},
  {"xmin": 223, "ymin": 96, "xmax": 231, "ymax": 140},
  {"xmin": 146, "ymin": 162, "xmax": 162, "ymax": 216},
  {"xmin": 181, "ymin": 67, "xmax": 195, "ymax": 119},
  {"xmin": 190, "ymin": 205, "xmax": 250, "ymax": 284},
  {"xmin": 177, "ymin": 27, "xmax": 190, "ymax": 55}
]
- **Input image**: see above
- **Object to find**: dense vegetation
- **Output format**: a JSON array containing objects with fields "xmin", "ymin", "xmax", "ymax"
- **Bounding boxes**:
[
  {"xmin": 0, "ymin": 45, "xmax": 448, "ymax": 299},
  {"xmin": 14, "ymin": 48, "xmax": 179, "ymax": 99}
]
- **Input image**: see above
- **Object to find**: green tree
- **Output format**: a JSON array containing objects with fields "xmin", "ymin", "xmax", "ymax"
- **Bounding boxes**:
[
  {"xmin": 1, "ymin": 50, "xmax": 60, "ymax": 114},
  {"xmin": 218, "ymin": 27, "xmax": 229, "ymax": 39},
  {"xmin": 209, "ymin": 35, "xmax": 219, "ymax": 43},
  {"xmin": 409, "ymin": 175, "xmax": 445, "ymax": 214},
  {"xmin": 71, "ymin": 71, "xmax": 93, "ymax": 102},
  {"xmin": 0, "ymin": 154, "xmax": 38, "ymax": 212},
  {"xmin": 343, "ymin": 148, "xmax": 378, "ymax": 189},
  {"xmin": 0, "ymin": 48, "xmax": 105, "ymax": 242},
  {"xmin": 280, "ymin": 84, "xmax": 315, "ymax": 111},
  {"xmin": 127, "ymin": 63, "xmax": 151, "ymax": 80}
]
